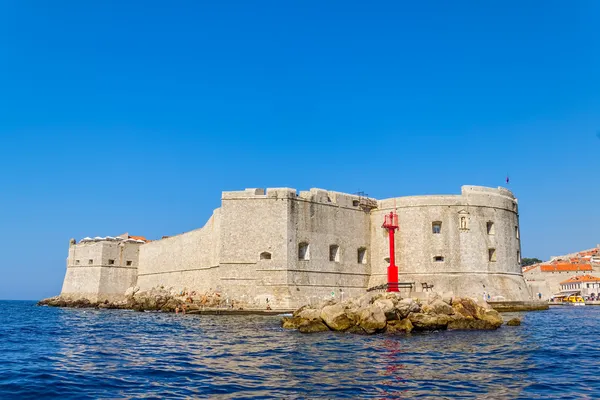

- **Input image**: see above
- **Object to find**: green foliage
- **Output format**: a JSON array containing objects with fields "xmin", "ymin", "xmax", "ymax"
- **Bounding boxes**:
[{"xmin": 521, "ymin": 258, "xmax": 542, "ymax": 267}]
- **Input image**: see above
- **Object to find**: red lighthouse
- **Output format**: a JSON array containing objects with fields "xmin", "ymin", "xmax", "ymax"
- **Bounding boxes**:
[{"xmin": 382, "ymin": 211, "xmax": 399, "ymax": 292}]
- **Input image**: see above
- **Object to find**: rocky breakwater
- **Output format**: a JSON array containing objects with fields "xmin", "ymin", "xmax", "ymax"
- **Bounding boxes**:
[
  {"xmin": 282, "ymin": 293, "xmax": 506, "ymax": 334},
  {"xmin": 38, "ymin": 286, "xmax": 236, "ymax": 312}
]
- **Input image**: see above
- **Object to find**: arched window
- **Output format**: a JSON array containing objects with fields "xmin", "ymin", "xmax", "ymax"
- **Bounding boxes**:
[
  {"xmin": 329, "ymin": 245, "xmax": 340, "ymax": 262},
  {"xmin": 357, "ymin": 247, "xmax": 367, "ymax": 264},
  {"xmin": 260, "ymin": 252, "xmax": 272, "ymax": 260},
  {"xmin": 298, "ymin": 242, "xmax": 309, "ymax": 261}
]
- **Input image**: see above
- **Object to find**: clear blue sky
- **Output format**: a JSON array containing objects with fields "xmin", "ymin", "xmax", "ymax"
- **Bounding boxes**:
[{"xmin": 1, "ymin": 1, "xmax": 598, "ymax": 300}]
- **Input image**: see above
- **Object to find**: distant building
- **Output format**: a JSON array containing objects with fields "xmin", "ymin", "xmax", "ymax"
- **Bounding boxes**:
[{"xmin": 558, "ymin": 275, "xmax": 600, "ymax": 298}]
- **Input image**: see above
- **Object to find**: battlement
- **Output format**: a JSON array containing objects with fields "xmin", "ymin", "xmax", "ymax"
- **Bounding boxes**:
[{"xmin": 222, "ymin": 187, "xmax": 376, "ymax": 210}]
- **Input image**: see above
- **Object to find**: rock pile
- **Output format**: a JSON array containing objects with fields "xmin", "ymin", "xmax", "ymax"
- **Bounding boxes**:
[
  {"xmin": 38, "ymin": 286, "xmax": 240, "ymax": 312},
  {"xmin": 282, "ymin": 292, "xmax": 505, "ymax": 334}
]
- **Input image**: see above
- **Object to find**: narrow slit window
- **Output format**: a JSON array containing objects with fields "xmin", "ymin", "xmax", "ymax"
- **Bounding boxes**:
[
  {"xmin": 517, "ymin": 250, "xmax": 521, "ymax": 264},
  {"xmin": 434, "ymin": 256, "xmax": 444, "ymax": 262},
  {"xmin": 488, "ymin": 248, "xmax": 497, "ymax": 262},
  {"xmin": 515, "ymin": 226, "xmax": 519, "ymax": 239},
  {"xmin": 298, "ymin": 242, "xmax": 309, "ymax": 261},
  {"xmin": 432, "ymin": 222, "xmax": 442, "ymax": 234},
  {"xmin": 357, "ymin": 248, "xmax": 367, "ymax": 264},
  {"xmin": 329, "ymin": 245, "xmax": 340, "ymax": 262},
  {"xmin": 486, "ymin": 221, "xmax": 495, "ymax": 235}
]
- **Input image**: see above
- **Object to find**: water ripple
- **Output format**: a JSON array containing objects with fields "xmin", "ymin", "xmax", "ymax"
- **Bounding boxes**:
[{"xmin": 1, "ymin": 301, "xmax": 600, "ymax": 399}]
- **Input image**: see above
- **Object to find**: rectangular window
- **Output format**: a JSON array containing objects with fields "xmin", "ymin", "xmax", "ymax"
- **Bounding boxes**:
[
  {"xmin": 488, "ymin": 248, "xmax": 497, "ymax": 262},
  {"xmin": 487, "ymin": 222, "xmax": 495, "ymax": 235},
  {"xmin": 329, "ymin": 245, "xmax": 340, "ymax": 262},
  {"xmin": 88, "ymin": 259, "xmax": 93, "ymax": 265},
  {"xmin": 75, "ymin": 260, "xmax": 80, "ymax": 265},
  {"xmin": 298, "ymin": 243, "xmax": 309, "ymax": 261},
  {"xmin": 517, "ymin": 251, "xmax": 521, "ymax": 264},
  {"xmin": 434, "ymin": 256, "xmax": 444, "ymax": 262},
  {"xmin": 516, "ymin": 226, "xmax": 519, "ymax": 239},
  {"xmin": 126, "ymin": 261, "xmax": 133, "ymax": 266},
  {"xmin": 108, "ymin": 259, "xmax": 115, "ymax": 265},
  {"xmin": 357, "ymin": 248, "xmax": 367, "ymax": 264},
  {"xmin": 432, "ymin": 222, "xmax": 442, "ymax": 234}
]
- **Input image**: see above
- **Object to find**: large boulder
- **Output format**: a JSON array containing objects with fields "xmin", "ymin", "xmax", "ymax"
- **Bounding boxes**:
[
  {"xmin": 479, "ymin": 309, "xmax": 503, "ymax": 329},
  {"xmin": 422, "ymin": 299, "xmax": 454, "ymax": 316},
  {"xmin": 452, "ymin": 298, "xmax": 478, "ymax": 319},
  {"xmin": 448, "ymin": 318, "xmax": 500, "ymax": 330},
  {"xmin": 395, "ymin": 298, "xmax": 421, "ymax": 319},
  {"xmin": 298, "ymin": 319, "xmax": 330, "ymax": 333},
  {"xmin": 298, "ymin": 308, "xmax": 321, "ymax": 321},
  {"xmin": 386, "ymin": 319, "xmax": 413, "ymax": 334},
  {"xmin": 408, "ymin": 312, "xmax": 451, "ymax": 330},
  {"xmin": 506, "ymin": 318, "xmax": 522, "ymax": 326},
  {"xmin": 282, "ymin": 316, "xmax": 304, "ymax": 330},
  {"xmin": 373, "ymin": 299, "xmax": 397, "ymax": 320},
  {"xmin": 320, "ymin": 304, "xmax": 353, "ymax": 331},
  {"xmin": 358, "ymin": 304, "xmax": 387, "ymax": 334}
]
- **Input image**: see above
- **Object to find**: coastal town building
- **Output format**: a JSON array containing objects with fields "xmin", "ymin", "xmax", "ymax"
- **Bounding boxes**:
[
  {"xmin": 558, "ymin": 275, "xmax": 600, "ymax": 298},
  {"xmin": 523, "ymin": 245, "xmax": 600, "ymax": 300},
  {"xmin": 59, "ymin": 185, "xmax": 530, "ymax": 308}
]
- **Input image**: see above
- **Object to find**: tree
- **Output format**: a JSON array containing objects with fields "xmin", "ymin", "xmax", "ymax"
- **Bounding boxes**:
[{"xmin": 521, "ymin": 258, "xmax": 542, "ymax": 267}]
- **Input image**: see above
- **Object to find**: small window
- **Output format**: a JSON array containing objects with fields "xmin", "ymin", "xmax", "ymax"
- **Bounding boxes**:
[
  {"xmin": 432, "ymin": 222, "xmax": 442, "ymax": 234},
  {"xmin": 352, "ymin": 200, "xmax": 359, "ymax": 207},
  {"xmin": 75, "ymin": 260, "xmax": 80, "ymax": 265},
  {"xmin": 298, "ymin": 242, "xmax": 309, "ymax": 261},
  {"xmin": 486, "ymin": 221, "xmax": 495, "ymax": 235},
  {"xmin": 108, "ymin": 259, "xmax": 115, "ymax": 265},
  {"xmin": 517, "ymin": 250, "xmax": 521, "ymax": 264},
  {"xmin": 329, "ymin": 245, "xmax": 340, "ymax": 262},
  {"xmin": 88, "ymin": 259, "xmax": 93, "ymax": 265},
  {"xmin": 260, "ymin": 252, "xmax": 272, "ymax": 260},
  {"xmin": 384, "ymin": 257, "xmax": 390, "ymax": 264},
  {"xmin": 488, "ymin": 248, "xmax": 497, "ymax": 262},
  {"xmin": 126, "ymin": 260, "xmax": 133, "ymax": 266},
  {"xmin": 434, "ymin": 256, "xmax": 444, "ymax": 262},
  {"xmin": 357, "ymin": 248, "xmax": 367, "ymax": 264},
  {"xmin": 515, "ymin": 226, "xmax": 519, "ymax": 239},
  {"xmin": 460, "ymin": 216, "xmax": 468, "ymax": 230}
]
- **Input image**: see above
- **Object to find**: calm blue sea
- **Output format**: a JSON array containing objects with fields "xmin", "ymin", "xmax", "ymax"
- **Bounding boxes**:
[{"xmin": 1, "ymin": 301, "xmax": 599, "ymax": 399}]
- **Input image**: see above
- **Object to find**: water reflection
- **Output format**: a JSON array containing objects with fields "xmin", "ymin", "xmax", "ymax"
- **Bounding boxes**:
[{"xmin": 2, "ymin": 303, "xmax": 600, "ymax": 399}]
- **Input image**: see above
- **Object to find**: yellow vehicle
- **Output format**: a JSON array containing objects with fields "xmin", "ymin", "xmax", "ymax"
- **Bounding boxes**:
[{"xmin": 564, "ymin": 295, "xmax": 586, "ymax": 306}]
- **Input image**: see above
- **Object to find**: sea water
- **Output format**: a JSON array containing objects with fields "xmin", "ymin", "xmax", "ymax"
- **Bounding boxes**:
[{"xmin": 1, "ymin": 301, "xmax": 599, "ymax": 399}]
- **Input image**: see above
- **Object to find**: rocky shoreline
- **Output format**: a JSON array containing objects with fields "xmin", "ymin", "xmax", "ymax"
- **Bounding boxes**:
[
  {"xmin": 38, "ymin": 286, "xmax": 243, "ymax": 313},
  {"xmin": 282, "ymin": 292, "xmax": 519, "ymax": 334}
]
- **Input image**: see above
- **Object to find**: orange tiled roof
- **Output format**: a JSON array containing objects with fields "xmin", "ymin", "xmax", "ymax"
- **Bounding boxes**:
[
  {"xmin": 129, "ymin": 235, "xmax": 149, "ymax": 242},
  {"xmin": 560, "ymin": 274, "xmax": 600, "ymax": 285},
  {"xmin": 540, "ymin": 263, "xmax": 593, "ymax": 272}
]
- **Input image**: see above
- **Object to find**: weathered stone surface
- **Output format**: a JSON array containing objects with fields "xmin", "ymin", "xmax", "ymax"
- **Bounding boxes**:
[
  {"xmin": 448, "ymin": 318, "xmax": 500, "ymax": 330},
  {"xmin": 408, "ymin": 313, "xmax": 451, "ymax": 330},
  {"xmin": 282, "ymin": 316, "xmax": 304, "ymax": 329},
  {"xmin": 506, "ymin": 318, "xmax": 521, "ymax": 326},
  {"xmin": 386, "ymin": 319, "xmax": 413, "ymax": 334},
  {"xmin": 395, "ymin": 298, "xmax": 421, "ymax": 319},
  {"xmin": 321, "ymin": 304, "xmax": 353, "ymax": 331},
  {"xmin": 423, "ymin": 299, "xmax": 454, "ymax": 316},
  {"xmin": 298, "ymin": 308, "xmax": 321, "ymax": 321},
  {"xmin": 374, "ymin": 299, "xmax": 397, "ymax": 320},
  {"xmin": 298, "ymin": 319, "xmax": 330, "ymax": 333},
  {"xmin": 358, "ymin": 304, "xmax": 387, "ymax": 334},
  {"xmin": 479, "ymin": 309, "xmax": 503, "ymax": 329}
]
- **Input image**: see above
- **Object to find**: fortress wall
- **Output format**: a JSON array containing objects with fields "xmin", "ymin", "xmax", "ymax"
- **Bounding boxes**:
[
  {"xmin": 369, "ymin": 186, "xmax": 529, "ymax": 301},
  {"xmin": 286, "ymin": 189, "xmax": 371, "ymax": 307},
  {"xmin": 136, "ymin": 209, "xmax": 221, "ymax": 292},
  {"xmin": 217, "ymin": 188, "xmax": 292, "ymax": 308},
  {"xmin": 61, "ymin": 241, "xmax": 139, "ymax": 301}
]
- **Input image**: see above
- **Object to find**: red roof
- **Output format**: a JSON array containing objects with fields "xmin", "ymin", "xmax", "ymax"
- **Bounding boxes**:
[
  {"xmin": 540, "ymin": 263, "xmax": 592, "ymax": 272},
  {"xmin": 560, "ymin": 274, "xmax": 600, "ymax": 284}
]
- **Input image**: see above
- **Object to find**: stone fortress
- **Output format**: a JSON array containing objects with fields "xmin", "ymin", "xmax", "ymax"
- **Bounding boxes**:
[{"xmin": 60, "ymin": 185, "xmax": 531, "ymax": 308}]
